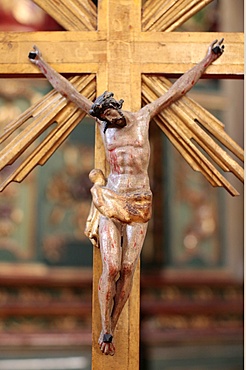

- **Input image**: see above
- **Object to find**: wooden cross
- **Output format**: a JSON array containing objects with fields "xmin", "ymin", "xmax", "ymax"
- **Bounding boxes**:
[{"xmin": 0, "ymin": 0, "xmax": 243, "ymax": 369}]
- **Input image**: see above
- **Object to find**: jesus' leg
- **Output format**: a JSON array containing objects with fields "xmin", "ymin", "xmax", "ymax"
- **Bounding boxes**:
[
  {"xmin": 110, "ymin": 222, "xmax": 148, "ymax": 334},
  {"xmin": 98, "ymin": 216, "xmax": 122, "ymax": 356}
]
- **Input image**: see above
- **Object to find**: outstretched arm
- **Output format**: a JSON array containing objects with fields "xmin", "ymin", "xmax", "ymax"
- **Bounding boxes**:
[
  {"xmin": 28, "ymin": 45, "xmax": 93, "ymax": 114},
  {"xmin": 143, "ymin": 39, "xmax": 224, "ymax": 119}
]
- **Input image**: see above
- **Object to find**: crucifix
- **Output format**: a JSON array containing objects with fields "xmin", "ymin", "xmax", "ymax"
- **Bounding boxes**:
[{"xmin": 0, "ymin": 0, "xmax": 244, "ymax": 368}]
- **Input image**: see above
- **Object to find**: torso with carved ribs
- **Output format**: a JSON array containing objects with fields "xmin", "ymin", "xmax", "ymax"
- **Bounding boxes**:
[{"xmin": 97, "ymin": 109, "xmax": 151, "ymax": 194}]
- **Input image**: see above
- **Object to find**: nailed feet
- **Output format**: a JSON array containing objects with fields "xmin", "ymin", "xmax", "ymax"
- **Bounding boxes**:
[{"xmin": 98, "ymin": 331, "xmax": 115, "ymax": 356}]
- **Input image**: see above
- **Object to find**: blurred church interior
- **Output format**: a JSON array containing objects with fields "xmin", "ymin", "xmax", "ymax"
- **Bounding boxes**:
[{"xmin": 0, "ymin": 0, "xmax": 243, "ymax": 369}]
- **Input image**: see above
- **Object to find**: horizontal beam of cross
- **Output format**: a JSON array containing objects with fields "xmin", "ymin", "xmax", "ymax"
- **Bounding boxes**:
[{"xmin": 0, "ymin": 31, "xmax": 243, "ymax": 78}]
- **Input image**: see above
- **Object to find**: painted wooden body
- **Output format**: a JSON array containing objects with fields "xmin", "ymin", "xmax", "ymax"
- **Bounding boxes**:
[{"xmin": 27, "ymin": 39, "xmax": 225, "ymax": 355}]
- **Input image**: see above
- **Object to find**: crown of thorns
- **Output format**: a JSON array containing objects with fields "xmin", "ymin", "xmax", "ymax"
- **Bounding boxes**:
[{"xmin": 89, "ymin": 91, "xmax": 124, "ymax": 119}]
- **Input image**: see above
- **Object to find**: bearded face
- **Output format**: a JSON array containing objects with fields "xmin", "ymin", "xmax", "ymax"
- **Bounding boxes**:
[{"xmin": 89, "ymin": 91, "xmax": 126, "ymax": 132}]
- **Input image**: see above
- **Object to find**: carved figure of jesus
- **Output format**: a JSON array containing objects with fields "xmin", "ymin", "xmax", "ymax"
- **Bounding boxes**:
[{"xmin": 28, "ymin": 39, "xmax": 224, "ymax": 356}]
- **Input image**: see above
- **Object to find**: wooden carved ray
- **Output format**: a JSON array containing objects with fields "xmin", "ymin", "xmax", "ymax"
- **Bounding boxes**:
[
  {"xmin": 142, "ymin": 75, "xmax": 243, "ymax": 196},
  {"xmin": 33, "ymin": 0, "xmax": 97, "ymax": 31},
  {"xmin": 142, "ymin": 0, "xmax": 214, "ymax": 31},
  {"xmin": 0, "ymin": 0, "xmax": 97, "ymax": 191},
  {"xmin": 0, "ymin": 74, "xmax": 96, "ymax": 191},
  {"xmin": 142, "ymin": 0, "xmax": 244, "ymax": 196}
]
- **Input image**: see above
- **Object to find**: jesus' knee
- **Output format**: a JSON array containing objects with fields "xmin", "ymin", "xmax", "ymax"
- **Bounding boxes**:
[
  {"xmin": 104, "ymin": 261, "xmax": 121, "ymax": 283},
  {"xmin": 121, "ymin": 262, "xmax": 135, "ymax": 279}
]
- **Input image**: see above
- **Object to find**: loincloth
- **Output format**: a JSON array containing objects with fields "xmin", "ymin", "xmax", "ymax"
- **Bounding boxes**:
[
  {"xmin": 84, "ymin": 169, "xmax": 152, "ymax": 247},
  {"xmin": 91, "ymin": 184, "xmax": 152, "ymax": 224}
]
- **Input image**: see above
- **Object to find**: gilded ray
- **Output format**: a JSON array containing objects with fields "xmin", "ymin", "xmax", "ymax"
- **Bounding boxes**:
[
  {"xmin": 142, "ymin": 75, "xmax": 244, "ymax": 196},
  {"xmin": 142, "ymin": 0, "xmax": 214, "ymax": 32},
  {"xmin": 0, "ymin": 74, "xmax": 96, "ymax": 191},
  {"xmin": 33, "ymin": 0, "xmax": 97, "ymax": 31}
]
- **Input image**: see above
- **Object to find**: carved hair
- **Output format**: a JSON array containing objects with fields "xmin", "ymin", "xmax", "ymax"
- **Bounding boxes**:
[{"xmin": 89, "ymin": 91, "xmax": 124, "ymax": 119}]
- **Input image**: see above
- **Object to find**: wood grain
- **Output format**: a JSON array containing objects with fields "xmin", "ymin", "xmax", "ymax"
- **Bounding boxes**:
[
  {"xmin": 33, "ymin": 0, "xmax": 97, "ymax": 31},
  {"xmin": 0, "ymin": 32, "xmax": 243, "ymax": 77},
  {"xmin": 91, "ymin": 2, "xmax": 141, "ymax": 368}
]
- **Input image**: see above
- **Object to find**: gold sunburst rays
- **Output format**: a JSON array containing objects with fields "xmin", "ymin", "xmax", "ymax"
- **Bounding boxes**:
[
  {"xmin": 0, "ymin": 0, "xmax": 97, "ymax": 191},
  {"xmin": 141, "ymin": 0, "xmax": 243, "ymax": 196},
  {"xmin": 32, "ymin": 0, "xmax": 97, "ymax": 31},
  {"xmin": 142, "ymin": 0, "xmax": 214, "ymax": 32},
  {"xmin": 0, "ymin": 0, "xmax": 243, "ymax": 194},
  {"xmin": 142, "ymin": 75, "xmax": 244, "ymax": 196},
  {"xmin": 0, "ymin": 74, "xmax": 96, "ymax": 191}
]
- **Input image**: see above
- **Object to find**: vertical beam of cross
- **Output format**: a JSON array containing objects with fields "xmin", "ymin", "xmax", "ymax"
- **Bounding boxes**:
[{"xmin": 92, "ymin": 1, "xmax": 142, "ymax": 368}]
